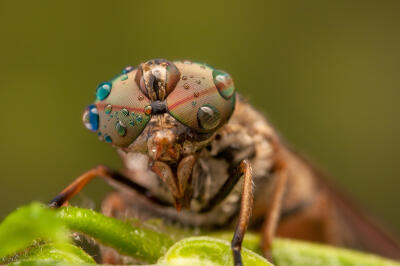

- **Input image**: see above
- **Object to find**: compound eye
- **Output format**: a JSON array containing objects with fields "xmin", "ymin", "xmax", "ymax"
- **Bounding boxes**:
[
  {"xmin": 197, "ymin": 105, "xmax": 221, "ymax": 130},
  {"xmin": 85, "ymin": 66, "xmax": 151, "ymax": 148},
  {"xmin": 82, "ymin": 105, "xmax": 99, "ymax": 132},
  {"xmin": 166, "ymin": 61, "xmax": 236, "ymax": 133}
]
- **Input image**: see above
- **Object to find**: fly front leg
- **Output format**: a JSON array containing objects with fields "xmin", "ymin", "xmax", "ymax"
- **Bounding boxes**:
[
  {"xmin": 49, "ymin": 165, "xmax": 169, "ymax": 208},
  {"xmin": 199, "ymin": 159, "xmax": 254, "ymax": 266},
  {"xmin": 231, "ymin": 160, "xmax": 253, "ymax": 266}
]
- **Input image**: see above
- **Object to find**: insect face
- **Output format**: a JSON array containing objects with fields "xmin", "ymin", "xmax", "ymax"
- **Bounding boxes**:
[{"xmin": 82, "ymin": 59, "xmax": 236, "ymax": 160}]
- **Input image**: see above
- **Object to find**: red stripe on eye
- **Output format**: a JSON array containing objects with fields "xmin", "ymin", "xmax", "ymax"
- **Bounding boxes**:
[
  {"xmin": 168, "ymin": 87, "xmax": 216, "ymax": 110},
  {"xmin": 96, "ymin": 103, "xmax": 145, "ymax": 113}
]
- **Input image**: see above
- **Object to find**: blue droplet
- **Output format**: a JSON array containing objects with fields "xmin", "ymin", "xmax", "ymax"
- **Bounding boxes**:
[
  {"xmin": 129, "ymin": 121, "xmax": 135, "ymax": 126},
  {"xmin": 83, "ymin": 105, "xmax": 99, "ymax": 132},
  {"xmin": 136, "ymin": 115, "xmax": 143, "ymax": 123},
  {"xmin": 121, "ymin": 74, "xmax": 128, "ymax": 81},
  {"xmin": 96, "ymin": 82, "xmax": 112, "ymax": 101},
  {"xmin": 122, "ymin": 65, "xmax": 134, "ymax": 74},
  {"xmin": 104, "ymin": 134, "xmax": 112, "ymax": 143}
]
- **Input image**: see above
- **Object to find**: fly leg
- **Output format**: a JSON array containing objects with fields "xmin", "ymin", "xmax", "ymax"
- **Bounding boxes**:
[
  {"xmin": 261, "ymin": 159, "xmax": 289, "ymax": 259},
  {"xmin": 231, "ymin": 160, "xmax": 253, "ymax": 266},
  {"xmin": 199, "ymin": 159, "xmax": 253, "ymax": 266},
  {"xmin": 49, "ymin": 165, "xmax": 168, "ymax": 208}
]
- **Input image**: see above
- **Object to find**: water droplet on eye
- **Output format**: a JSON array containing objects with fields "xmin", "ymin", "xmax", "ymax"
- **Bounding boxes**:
[
  {"xmin": 183, "ymin": 83, "xmax": 190, "ymax": 89},
  {"xmin": 121, "ymin": 108, "xmax": 129, "ymax": 116},
  {"xmin": 115, "ymin": 120, "xmax": 127, "ymax": 137},
  {"xmin": 182, "ymin": 76, "xmax": 188, "ymax": 80},
  {"xmin": 104, "ymin": 134, "xmax": 112, "ymax": 143},
  {"xmin": 122, "ymin": 65, "xmax": 134, "ymax": 74},
  {"xmin": 96, "ymin": 82, "xmax": 112, "ymax": 101},
  {"xmin": 136, "ymin": 115, "xmax": 143, "ymax": 123},
  {"xmin": 193, "ymin": 91, "xmax": 199, "ymax": 98},
  {"xmin": 198, "ymin": 105, "xmax": 221, "ymax": 130},
  {"xmin": 121, "ymin": 74, "xmax": 128, "ymax": 81},
  {"xmin": 212, "ymin": 69, "xmax": 235, "ymax": 99},
  {"xmin": 105, "ymin": 105, "xmax": 112, "ymax": 114},
  {"xmin": 82, "ymin": 105, "xmax": 99, "ymax": 132},
  {"xmin": 144, "ymin": 105, "xmax": 152, "ymax": 115}
]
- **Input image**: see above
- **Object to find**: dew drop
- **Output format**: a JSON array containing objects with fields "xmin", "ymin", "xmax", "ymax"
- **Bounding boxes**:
[
  {"xmin": 197, "ymin": 105, "xmax": 221, "ymax": 130},
  {"xmin": 104, "ymin": 134, "xmax": 112, "ymax": 143},
  {"xmin": 96, "ymin": 82, "xmax": 112, "ymax": 101},
  {"xmin": 115, "ymin": 121, "xmax": 127, "ymax": 137},
  {"xmin": 136, "ymin": 115, "xmax": 143, "ymax": 123},
  {"xmin": 144, "ymin": 105, "xmax": 152, "ymax": 115},
  {"xmin": 121, "ymin": 74, "xmax": 128, "ymax": 81},
  {"xmin": 121, "ymin": 108, "xmax": 129, "ymax": 116},
  {"xmin": 129, "ymin": 121, "xmax": 135, "ymax": 126},
  {"xmin": 212, "ymin": 69, "xmax": 235, "ymax": 99},
  {"xmin": 122, "ymin": 65, "xmax": 135, "ymax": 74},
  {"xmin": 82, "ymin": 105, "xmax": 99, "ymax": 132},
  {"xmin": 105, "ymin": 105, "xmax": 112, "ymax": 114}
]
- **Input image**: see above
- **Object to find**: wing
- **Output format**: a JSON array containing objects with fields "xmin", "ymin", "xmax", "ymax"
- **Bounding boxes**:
[{"xmin": 296, "ymin": 152, "xmax": 400, "ymax": 260}]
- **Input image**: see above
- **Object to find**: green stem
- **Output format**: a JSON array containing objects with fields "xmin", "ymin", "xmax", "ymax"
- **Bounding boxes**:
[{"xmin": 56, "ymin": 207, "xmax": 174, "ymax": 263}]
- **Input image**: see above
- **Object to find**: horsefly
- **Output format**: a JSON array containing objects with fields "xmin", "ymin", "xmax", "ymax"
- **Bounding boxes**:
[{"xmin": 50, "ymin": 59, "xmax": 400, "ymax": 265}]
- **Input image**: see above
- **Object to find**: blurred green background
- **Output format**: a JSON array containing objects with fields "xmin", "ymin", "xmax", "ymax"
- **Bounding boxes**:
[{"xmin": 0, "ymin": 1, "xmax": 399, "ymax": 235}]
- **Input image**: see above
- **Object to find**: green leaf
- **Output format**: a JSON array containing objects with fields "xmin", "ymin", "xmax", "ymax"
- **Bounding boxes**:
[
  {"xmin": 272, "ymin": 238, "xmax": 400, "ymax": 266},
  {"xmin": 14, "ymin": 243, "xmax": 95, "ymax": 264},
  {"xmin": 159, "ymin": 236, "xmax": 272, "ymax": 266},
  {"xmin": 0, "ymin": 202, "xmax": 68, "ymax": 259},
  {"xmin": 208, "ymin": 231, "xmax": 262, "ymax": 254},
  {"xmin": 8, "ymin": 260, "xmax": 76, "ymax": 266},
  {"xmin": 56, "ymin": 206, "xmax": 174, "ymax": 263}
]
